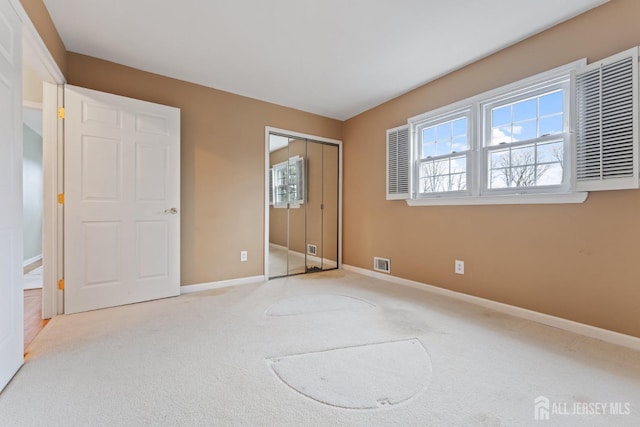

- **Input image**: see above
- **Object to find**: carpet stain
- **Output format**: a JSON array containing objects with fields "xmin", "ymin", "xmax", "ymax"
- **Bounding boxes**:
[
  {"xmin": 470, "ymin": 413, "xmax": 504, "ymax": 426},
  {"xmin": 481, "ymin": 310, "xmax": 529, "ymax": 332},
  {"xmin": 380, "ymin": 308, "xmax": 434, "ymax": 335}
]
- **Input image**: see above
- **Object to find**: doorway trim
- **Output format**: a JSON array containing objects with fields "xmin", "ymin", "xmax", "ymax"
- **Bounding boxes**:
[
  {"xmin": 264, "ymin": 127, "xmax": 343, "ymax": 280},
  {"xmin": 14, "ymin": 0, "xmax": 67, "ymax": 318}
]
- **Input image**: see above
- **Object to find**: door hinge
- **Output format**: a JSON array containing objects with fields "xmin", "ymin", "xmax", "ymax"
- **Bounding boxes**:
[
  {"xmin": 58, "ymin": 279, "xmax": 64, "ymax": 290},
  {"xmin": 58, "ymin": 107, "xmax": 65, "ymax": 119},
  {"xmin": 57, "ymin": 193, "xmax": 64, "ymax": 204}
]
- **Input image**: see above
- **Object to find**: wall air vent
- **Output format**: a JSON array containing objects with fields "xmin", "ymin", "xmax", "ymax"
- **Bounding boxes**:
[
  {"xmin": 373, "ymin": 257, "xmax": 391, "ymax": 274},
  {"xmin": 307, "ymin": 244, "xmax": 317, "ymax": 256}
]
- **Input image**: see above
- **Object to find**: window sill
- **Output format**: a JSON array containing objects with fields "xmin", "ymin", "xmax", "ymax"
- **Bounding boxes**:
[{"xmin": 405, "ymin": 192, "xmax": 588, "ymax": 206}]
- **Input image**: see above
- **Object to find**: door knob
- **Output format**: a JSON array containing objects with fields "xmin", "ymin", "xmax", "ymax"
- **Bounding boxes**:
[{"xmin": 164, "ymin": 208, "xmax": 178, "ymax": 215}]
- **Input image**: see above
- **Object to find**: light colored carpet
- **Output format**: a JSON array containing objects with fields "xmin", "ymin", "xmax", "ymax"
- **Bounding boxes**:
[
  {"xmin": 267, "ymin": 338, "xmax": 431, "ymax": 409},
  {"xmin": 1, "ymin": 270, "xmax": 639, "ymax": 426},
  {"xmin": 265, "ymin": 293, "xmax": 374, "ymax": 316}
]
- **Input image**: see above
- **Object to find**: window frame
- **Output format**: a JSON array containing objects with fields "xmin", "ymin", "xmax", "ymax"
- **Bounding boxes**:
[
  {"xmin": 413, "ymin": 107, "xmax": 473, "ymax": 197},
  {"xmin": 271, "ymin": 155, "xmax": 305, "ymax": 208},
  {"xmin": 406, "ymin": 59, "xmax": 587, "ymax": 205},
  {"xmin": 480, "ymin": 77, "xmax": 572, "ymax": 195}
]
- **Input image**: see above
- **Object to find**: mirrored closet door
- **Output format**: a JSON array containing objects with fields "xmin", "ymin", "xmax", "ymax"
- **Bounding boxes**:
[{"xmin": 268, "ymin": 133, "xmax": 339, "ymax": 278}]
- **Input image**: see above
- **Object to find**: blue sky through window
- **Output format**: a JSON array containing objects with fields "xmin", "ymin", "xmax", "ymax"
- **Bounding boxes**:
[
  {"xmin": 490, "ymin": 89, "xmax": 564, "ymax": 146},
  {"xmin": 422, "ymin": 117, "xmax": 468, "ymax": 158}
]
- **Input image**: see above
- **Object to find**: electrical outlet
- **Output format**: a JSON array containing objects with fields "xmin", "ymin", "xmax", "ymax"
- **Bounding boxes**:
[
  {"xmin": 240, "ymin": 251, "xmax": 248, "ymax": 262},
  {"xmin": 455, "ymin": 260, "xmax": 464, "ymax": 275}
]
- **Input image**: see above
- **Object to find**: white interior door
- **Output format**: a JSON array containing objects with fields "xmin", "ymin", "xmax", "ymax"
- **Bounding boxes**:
[
  {"xmin": 64, "ymin": 85, "xmax": 180, "ymax": 314},
  {"xmin": 0, "ymin": 0, "xmax": 23, "ymax": 392}
]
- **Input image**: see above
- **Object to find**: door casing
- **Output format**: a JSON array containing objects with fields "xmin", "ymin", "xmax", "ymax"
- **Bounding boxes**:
[{"xmin": 12, "ymin": 0, "xmax": 67, "ymax": 318}]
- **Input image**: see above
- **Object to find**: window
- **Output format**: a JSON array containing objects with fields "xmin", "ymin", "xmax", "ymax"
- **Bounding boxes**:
[
  {"xmin": 415, "ymin": 110, "xmax": 470, "ymax": 194},
  {"xmin": 389, "ymin": 49, "xmax": 640, "ymax": 205},
  {"xmin": 271, "ymin": 156, "xmax": 305, "ymax": 208},
  {"xmin": 482, "ymin": 79, "xmax": 569, "ymax": 192},
  {"xmin": 398, "ymin": 59, "xmax": 587, "ymax": 205}
]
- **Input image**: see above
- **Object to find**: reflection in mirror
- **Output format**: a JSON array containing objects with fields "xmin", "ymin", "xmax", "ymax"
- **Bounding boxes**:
[
  {"xmin": 286, "ymin": 138, "xmax": 306, "ymax": 275},
  {"xmin": 268, "ymin": 133, "xmax": 339, "ymax": 278},
  {"xmin": 305, "ymin": 141, "xmax": 323, "ymax": 272},
  {"xmin": 268, "ymin": 134, "xmax": 290, "ymax": 278},
  {"xmin": 272, "ymin": 156, "xmax": 304, "ymax": 208}
]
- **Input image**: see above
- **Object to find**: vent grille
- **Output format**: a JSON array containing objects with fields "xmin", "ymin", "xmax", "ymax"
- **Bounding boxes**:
[
  {"xmin": 575, "ymin": 50, "xmax": 637, "ymax": 190},
  {"xmin": 373, "ymin": 257, "xmax": 391, "ymax": 273},
  {"xmin": 387, "ymin": 125, "xmax": 410, "ymax": 199},
  {"xmin": 307, "ymin": 244, "xmax": 317, "ymax": 256}
]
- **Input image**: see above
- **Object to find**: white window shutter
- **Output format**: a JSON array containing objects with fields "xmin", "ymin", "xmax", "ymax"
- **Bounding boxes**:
[
  {"xmin": 574, "ymin": 47, "xmax": 639, "ymax": 191},
  {"xmin": 386, "ymin": 125, "xmax": 411, "ymax": 200},
  {"xmin": 269, "ymin": 168, "xmax": 274, "ymax": 205}
]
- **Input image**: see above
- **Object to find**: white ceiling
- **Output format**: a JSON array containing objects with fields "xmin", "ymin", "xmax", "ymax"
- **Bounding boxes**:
[
  {"xmin": 43, "ymin": 0, "xmax": 607, "ymax": 121},
  {"xmin": 269, "ymin": 135, "xmax": 289, "ymax": 153}
]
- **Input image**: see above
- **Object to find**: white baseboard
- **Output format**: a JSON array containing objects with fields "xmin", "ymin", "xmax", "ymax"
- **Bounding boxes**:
[
  {"xmin": 269, "ymin": 243, "xmax": 287, "ymax": 251},
  {"xmin": 23, "ymin": 254, "xmax": 42, "ymax": 267},
  {"xmin": 342, "ymin": 264, "xmax": 640, "ymax": 352},
  {"xmin": 289, "ymin": 250, "xmax": 338, "ymax": 268},
  {"xmin": 307, "ymin": 254, "xmax": 338, "ymax": 268},
  {"xmin": 180, "ymin": 275, "xmax": 265, "ymax": 295}
]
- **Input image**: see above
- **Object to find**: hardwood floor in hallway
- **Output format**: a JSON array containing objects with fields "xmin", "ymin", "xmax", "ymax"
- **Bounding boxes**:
[{"xmin": 24, "ymin": 289, "xmax": 48, "ymax": 352}]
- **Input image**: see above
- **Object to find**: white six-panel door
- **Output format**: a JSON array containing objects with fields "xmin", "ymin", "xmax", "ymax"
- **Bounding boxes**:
[
  {"xmin": 0, "ymin": 0, "xmax": 23, "ymax": 392},
  {"xmin": 64, "ymin": 85, "xmax": 180, "ymax": 314}
]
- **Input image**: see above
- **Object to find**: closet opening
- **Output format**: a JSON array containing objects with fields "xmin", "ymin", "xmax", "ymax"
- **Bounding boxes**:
[{"xmin": 265, "ymin": 128, "xmax": 342, "ymax": 279}]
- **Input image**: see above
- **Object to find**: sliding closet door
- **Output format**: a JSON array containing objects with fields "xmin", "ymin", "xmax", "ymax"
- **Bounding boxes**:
[
  {"xmin": 268, "ymin": 136, "xmax": 290, "ymax": 278},
  {"xmin": 267, "ymin": 132, "xmax": 339, "ymax": 278},
  {"xmin": 305, "ymin": 140, "xmax": 339, "ymax": 272},
  {"xmin": 305, "ymin": 141, "xmax": 323, "ymax": 272},
  {"xmin": 322, "ymin": 144, "xmax": 339, "ymax": 270},
  {"xmin": 287, "ymin": 139, "xmax": 306, "ymax": 275}
]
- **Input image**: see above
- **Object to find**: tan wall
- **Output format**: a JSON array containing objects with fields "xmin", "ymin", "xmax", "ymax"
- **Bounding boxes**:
[
  {"xmin": 22, "ymin": 59, "xmax": 43, "ymax": 104},
  {"xmin": 20, "ymin": 0, "xmax": 66, "ymax": 76},
  {"xmin": 66, "ymin": 52, "xmax": 342, "ymax": 285},
  {"xmin": 343, "ymin": 0, "xmax": 640, "ymax": 338}
]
